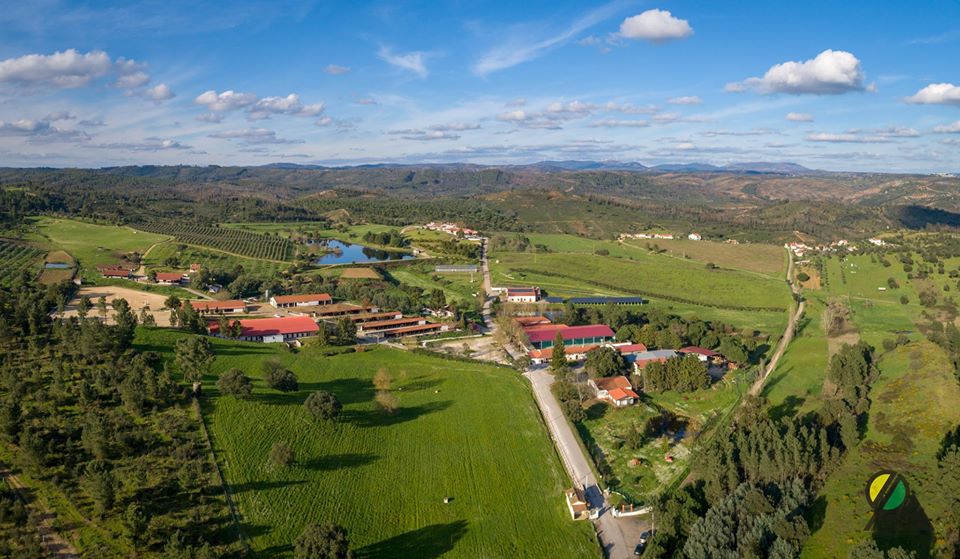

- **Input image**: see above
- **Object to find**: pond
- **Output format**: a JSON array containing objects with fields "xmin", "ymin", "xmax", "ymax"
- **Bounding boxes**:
[
  {"xmin": 45, "ymin": 262, "xmax": 72, "ymax": 269},
  {"xmin": 313, "ymin": 239, "xmax": 415, "ymax": 265}
]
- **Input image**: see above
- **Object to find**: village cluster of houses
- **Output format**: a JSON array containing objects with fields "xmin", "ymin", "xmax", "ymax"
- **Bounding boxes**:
[
  {"xmin": 784, "ymin": 239, "xmax": 858, "ymax": 258},
  {"xmin": 99, "ymin": 262, "xmax": 202, "ymax": 286},
  {"xmin": 515, "ymin": 315, "xmax": 728, "ymax": 408},
  {"xmin": 618, "ymin": 231, "xmax": 704, "ymax": 241},
  {"xmin": 423, "ymin": 222, "xmax": 483, "ymax": 241}
]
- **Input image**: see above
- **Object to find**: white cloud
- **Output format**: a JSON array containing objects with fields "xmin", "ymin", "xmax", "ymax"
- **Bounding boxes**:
[
  {"xmin": 93, "ymin": 137, "xmax": 192, "ymax": 151},
  {"xmin": 0, "ymin": 49, "xmax": 112, "ymax": 89},
  {"xmin": 114, "ymin": 71, "xmax": 150, "ymax": 88},
  {"xmin": 603, "ymin": 101, "xmax": 659, "ymax": 114},
  {"xmin": 247, "ymin": 94, "xmax": 324, "ymax": 120},
  {"xmin": 618, "ymin": 10, "xmax": 693, "ymax": 43},
  {"xmin": 497, "ymin": 110, "xmax": 529, "ymax": 122},
  {"xmin": 786, "ymin": 112, "xmax": 814, "ymax": 122},
  {"xmin": 397, "ymin": 130, "xmax": 461, "ymax": 141},
  {"xmin": 143, "ymin": 83, "xmax": 175, "ymax": 102},
  {"xmin": 546, "ymin": 100, "xmax": 595, "ymax": 116},
  {"xmin": 727, "ymin": 50, "xmax": 866, "ymax": 94},
  {"xmin": 196, "ymin": 113, "xmax": 224, "ymax": 123},
  {"xmin": 905, "ymin": 83, "xmax": 960, "ymax": 105},
  {"xmin": 315, "ymin": 116, "xmax": 333, "ymax": 127},
  {"xmin": 0, "ymin": 118, "xmax": 89, "ymax": 142},
  {"xmin": 325, "ymin": 64, "xmax": 351, "ymax": 75},
  {"xmin": 195, "ymin": 90, "xmax": 258, "ymax": 111},
  {"xmin": 806, "ymin": 132, "xmax": 888, "ymax": 143},
  {"xmin": 429, "ymin": 122, "xmax": 481, "ymax": 131},
  {"xmin": 377, "ymin": 46, "xmax": 428, "ymax": 78},
  {"xmin": 472, "ymin": 2, "xmax": 622, "ymax": 76},
  {"xmin": 209, "ymin": 128, "xmax": 304, "ymax": 144},
  {"xmin": 933, "ymin": 121, "xmax": 960, "ymax": 133},
  {"xmin": 667, "ymin": 96, "xmax": 701, "ymax": 105},
  {"xmin": 587, "ymin": 119, "xmax": 650, "ymax": 128},
  {"xmin": 44, "ymin": 111, "xmax": 75, "ymax": 122}
]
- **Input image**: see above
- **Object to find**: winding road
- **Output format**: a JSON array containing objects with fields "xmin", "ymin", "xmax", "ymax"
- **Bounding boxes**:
[{"xmin": 749, "ymin": 248, "xmax": 804, "ymax": 396}]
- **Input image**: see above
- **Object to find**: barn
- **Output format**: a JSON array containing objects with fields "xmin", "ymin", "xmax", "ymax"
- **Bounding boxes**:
[{"xmin": 209, "ymin": 316, "xmax": 319, "ymax": 343}]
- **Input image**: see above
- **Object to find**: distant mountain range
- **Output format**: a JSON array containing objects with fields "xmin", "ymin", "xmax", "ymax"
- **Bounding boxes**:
[{"xmin": 263, "ymin": 160, "xmax": 821, "ymax": 175}]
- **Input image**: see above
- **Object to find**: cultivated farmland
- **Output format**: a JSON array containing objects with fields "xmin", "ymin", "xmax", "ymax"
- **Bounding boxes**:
[
  {"xmin": 136, "ymin": 329, "xmax": 598, "ymax": 558},
  {"xmin": 0, "ymin": 239, "xmax": 44, "ymax": 285},
  {"xmin": 134, "ymin": 222, "xmax": 296, "ymax": 261}
]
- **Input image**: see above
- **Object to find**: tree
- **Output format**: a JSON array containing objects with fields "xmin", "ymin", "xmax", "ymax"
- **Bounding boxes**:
[
  {"xmin": 98, "ymin": 296, "xmax": 108, "ymax": 319},
  {"xmin": 112, "ymin": 298, "xmax": 138, "ymax": 348},
  {"xmin": 305, "ymin": 391, "xmax": 342, "ymax": 422},
  {"xmin": 294, "ymin": 523, "xmax": 354, "ymax": 559},
  {"xmin": 269, "ymin": 441, "xmax": 295, "ymax": 468},
  {"xmin": 584, "ymin": 346, "xmax": 625, "ymax": 378},
  {"xmin": 375, "ymin": 391, "xmax": 398, "ymax": 414},
  {"xmin": 372, "ymin": 368, "xmax": 391, "ymax": 391},
  {"xmin": 550, "ymin": 331, "xmax": 568, "ymax": 374},
  {"xmin": 217, "ymin": 369, "xmax": 253, "ymax": 399},
  {"xmin": 175, "ymin": 336, "xmax": 215, "ymax": 385},
  {"xmin": 84, "ymin": 460, "xmax": 115, "ymax": 518},
  {"xmin": 265, "ymin": 364, "xmax": 299, "ymax": 392},
  {"xmin": 164, "ymin": 295, "xmax": 182, "ymax": 310},
  {"xmin": 336, "ymin": 317, "xmax": 356, "ymax": 344},
  {"xmin": 562, "ymin": 399, "xmax": 585, "ymax": 422},
  {"xmin": 77, "ymin": 295, "xmax": 92, "ymax": 319}
]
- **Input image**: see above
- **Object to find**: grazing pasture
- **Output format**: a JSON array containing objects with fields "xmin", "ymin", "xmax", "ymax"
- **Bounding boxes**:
[
  {"xmin": 32, "ymin": 216, "xmax": 171, "ymax": 276},
  {"xmin": 135, "ymin": 329, "xmax": 597, "ymax": 558}
]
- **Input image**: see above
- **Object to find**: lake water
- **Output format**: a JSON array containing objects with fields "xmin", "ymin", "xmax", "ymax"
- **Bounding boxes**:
[
  {"xmin": 313, "ymin": 239, "xmax": 414, "ymax": 265},
  {"xmin": 45, "ymin": 262, "xmax": 71, "ymax": 269}
]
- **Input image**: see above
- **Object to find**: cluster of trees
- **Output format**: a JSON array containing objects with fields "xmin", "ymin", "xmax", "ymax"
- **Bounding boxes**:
[
  {"xmin": 640, "ymin": 354, "xmax": 710, "ymax": 393},
  {"xmin": 192, "ymin": 264, "xmax": 281, "ymax": 299},
  {"xmin": 584, "ymin": 346, "xmax": 626, "ymax": 377},
  {"xmin": 643, "ymin": 343, "xmax": 878, "ymax": 558},
  {"xmin": 0, "ymin": 484, "xmax": 42, "ymax": 558},
  {"xmin": 0, "ymin": 278, "xmax": 236, "ymax": 556},
  {"xmin": 488, "ymin": 233, "xmax": 548, "ymax": 253},
  {"xmin": 362, "ymin": 230, "xmax": 408, "ymax": 248}
]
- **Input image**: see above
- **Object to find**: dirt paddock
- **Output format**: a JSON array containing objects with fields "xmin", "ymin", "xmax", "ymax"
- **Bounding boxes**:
[{"xmin": 62, "ymin": 285, "xmax": 173, "ymax": 326}]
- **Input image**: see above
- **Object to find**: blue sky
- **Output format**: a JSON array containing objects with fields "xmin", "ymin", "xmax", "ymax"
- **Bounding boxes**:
[{"xmin": 1, "ymin": 0, "xmax": 959, "ymax": 171}]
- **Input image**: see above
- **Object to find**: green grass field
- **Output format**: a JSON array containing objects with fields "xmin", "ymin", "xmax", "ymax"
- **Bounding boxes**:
[
  {"xmin": 489, "ymin": 236, "xmax": 791, "ymax": 312},
  {"xmin": 762, "ymin": 298, "xmax": 830, "ymax": 417},
  {"xmin": 388, "ymin": 263, "xmax": 483, "ymax": 306},
  {"xmin": 135, "ymin": 329, "xmax": 598, "ymax": 558},
  {"xmin": 31, "ymin": 216, "xmax": 171, "ymax": 277}
]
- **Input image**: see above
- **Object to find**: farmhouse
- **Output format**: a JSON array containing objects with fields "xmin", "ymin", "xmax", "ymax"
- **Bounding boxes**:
[
  {"xmin": 589, "ymin": 376, "xmax": 639, "ymax": 407},
  {"xmin": 524, "ymin": 324, "xmax": 615, "ymax": 350},
  {"xmin": 528, "ymin": 344, "xmax": 599, "ymax": 365},
  {"xmin": 209, "ymin": 315, "xmax": 319, "ymax": 343},
  {"xmin": 189, "ymin": 299, "xmax": 248, "ymax": 314},
  {"xmin": 505, "ymin": 287, "xmax": 541, "ymax": 303},
  {"xmin": 100, "ymin": 266, "xmax": 131, "ymax": 279},
  {"xmin": 631, "ymin": 349, "xmax": 679, "ymax": 373},
  {"xmin": 434, "ymin": 264, "xmax": 479, "ymax": 273},
  {"xmin": 688, "ymin": 232, "xmax": 702, "ymax": 241},
  {"xmin": 270, "ymin": 293, "xmax": 332, "ymax": 308},
  {"xmin": 155, "ymin": 272, "xmax": 185, "ymax": 285}
]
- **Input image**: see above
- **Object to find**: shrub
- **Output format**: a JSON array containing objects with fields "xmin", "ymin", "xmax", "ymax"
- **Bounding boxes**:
[
  {"xmin": 266, "ymin": 368, "xmax": 299, "ymax": 392},
  {"xmin": 216, "ymin": 368, "xmax": 253, "ymax": 399},
  {"xmin": 269, "ymin": 441, "xmax": 295, "ymax": 468},
  {"xmin": 304, "ymin": 391, "xmax": 342, "ymax": 422},
  {"xmin": 900, "ymin": 295, "xmax": 909, "ymax": 305}
]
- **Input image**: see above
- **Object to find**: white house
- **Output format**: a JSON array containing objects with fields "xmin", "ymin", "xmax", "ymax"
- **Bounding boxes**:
[{"xmin": 688, "ymin": 232, "xmax": 702, "ymax": 241}]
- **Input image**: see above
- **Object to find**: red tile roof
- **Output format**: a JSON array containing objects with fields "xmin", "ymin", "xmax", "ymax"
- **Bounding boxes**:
[
  {"xmin": 525, "ymin": 324, "xmax": 615, "ymax": 344},
  {"xmin": 155, "ymin": 272, "xmax": 184, "ymax": 282},
  {"xmin": 190, "ymin": 300, "xmax": 246, "ymax": 311},
  {"xmin": 271, "ymin": 293, "xmax": 332, "ymax": 305},
  {"xmin": 616, "ymin": 343, "xmax": 648, "ymax": 354},
  {"xmin": 514, "ymin": 316, "xmax": 552, "ymax": 327},
  {"xmin": 209, "ymin": 316, "xmax": 319, "ymax": 337},
  {"xmin": 607, "ymin": 387, "xmax": 639, "ymax": 401},
  {"xmin": 595, "ymin": 376, "xmax": 632, "ymax": 392}
]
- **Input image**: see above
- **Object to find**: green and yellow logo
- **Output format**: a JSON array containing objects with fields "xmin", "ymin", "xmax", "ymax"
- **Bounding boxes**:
[{"xmin": 865, "ymin": 470, "xmax": 909, "ymax": 528}]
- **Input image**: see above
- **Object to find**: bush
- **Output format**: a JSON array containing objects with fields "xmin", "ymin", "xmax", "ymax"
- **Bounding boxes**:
[
  {"xmin": 562, "ymin": 399, "xmax": 585, "ymax": 423},
  {"xmin": 266, "ymin": 368, "xmax": 299, "ymax": 392},
  {"xmin": 900, "ymin": 295, "xmax": 909, "ymax": 305},
  {"xmin": 216, "ymin": 368, "xmax": 253, "ymax": 399},
  {"xmin": 269, "ymin": 441, "xmax": 295, "ymax": 468},
  {"xmin": 304, "ymin": 391, "xmax": 342, "ymax": 422}
]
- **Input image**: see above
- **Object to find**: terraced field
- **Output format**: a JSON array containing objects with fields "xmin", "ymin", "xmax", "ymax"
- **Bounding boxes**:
[{"xmin": 135, "ymin": 329, "xmax": 598, "ymax": 559}]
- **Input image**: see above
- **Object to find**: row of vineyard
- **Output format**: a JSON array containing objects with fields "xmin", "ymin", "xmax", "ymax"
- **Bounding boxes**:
[
  {"xmin": 0, "ymin": 240, "xmax": 44, "ymax": 285},
  {"xmin": 133, "ymin": 222, "xmax": 296, "ymax": 261}
]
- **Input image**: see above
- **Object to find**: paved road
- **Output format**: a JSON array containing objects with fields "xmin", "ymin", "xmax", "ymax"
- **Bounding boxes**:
[
  {"xmin": 749, "ymin": 249, "xmax": 805, "ymax": 396},
  {"xmin": 525, "ymin": 369, "xmax": 634, "ymax": 559}
]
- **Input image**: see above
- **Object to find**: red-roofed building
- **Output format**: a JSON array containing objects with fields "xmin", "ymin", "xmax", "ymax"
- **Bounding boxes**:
[
  {"xmin": 209, "ymin": 316, "xmax": 319, "ymax": 343},
  {"xmin": 528, "ymin": 344, "xmax": 599, "ymax": 365},
  {"xmin": 514, "ymin": 315, "xmax": 552, "ymax": 328},
  {"xmin": 589, "ymin": 376, "xmax": 639, "ymax": 407},
  {"xmin": 189, "ymin": 300, "xmax": 248, "ymax": 314},
  {"xmin": 524, "ymin": 324, "xmax": 615, "ymax": 349},
  {"xmin": 679, "ymin": 346, "xmax": 724, "ymax": 365},
  {"xmin": 100, "ymin": 266, "xmax": 131, "ymax": 279},
  {"xmin": 269, "ymin": 293, "xmax": 332, "ymax": 308},
  {"xmin": 155, "ymin": 272, "xmax": 185, "ymax": 285}
]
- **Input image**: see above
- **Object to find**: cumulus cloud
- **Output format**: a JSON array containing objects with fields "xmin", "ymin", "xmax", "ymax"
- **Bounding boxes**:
[
  {"xmin": 195, "ymin": 90, "xmax": 258, "ymax": 111},
  {"xmin": 209, "ymin": 128, "xmax": 304, "ymax": 144},
  {"xmin": 324, "ymin": 64, "xmax": 351, "ymax": 75},
  {"xmin": 618, "ymin": 9, "xmax": 693, "ymax": 43},
  {"xmin": 667, "ymin": 96, "xmax": 701, "ymax": 105},
  {"xmin": 142, "ymin": 83, "xmax": 175, "ymax": 102},
  {"xmin": 905, "ymin": 83, "xmax": 960, "ymax": 105},
  {"xmin": 247, "ymin": 94, "xmax": 324, "ymax": 120},
  {"xmin": 377, "ymin": 46, "xmax": 428, "ymax": 78},
  {"xmin": 0, "ymin": 118, "xmax": 90, "ymax": 142},
  {"xmin": 44, "ymin": 111, "xmax": 76, "ymax": 122},
  {"xmin": 0, "ymin": 49, "xmax": 113, "ymax": 90},
  {"xmin": 727, "ymin": 50, "xmax": 866, "ymax": 95},
  {"xmin": 114, "ymin": 71, "xmax": 150, "ymax": 88},
  {"xmin": 786, "ymin": 112, "xmax": 814, "ymax": 122},
  {"xmin": 933, "ymin": 121, "xmax": 960, "ymax": 133},
  {"xmin": 315, "ymin": 116, "xmax": 333, "ymax": 127}
]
